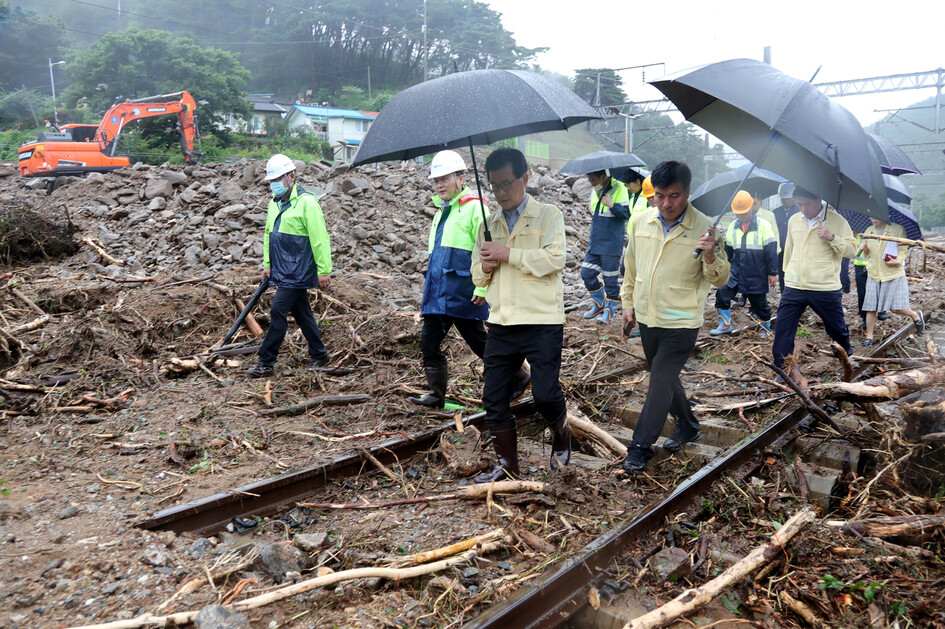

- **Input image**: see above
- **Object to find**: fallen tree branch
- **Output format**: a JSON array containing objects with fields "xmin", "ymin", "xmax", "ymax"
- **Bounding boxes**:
[
  {"xmin": 10, "ymin": 287, "xmax": 45, "ymax": 315},
  {"xmin": 80, "ymin": 236, "xmax": 125, "ymax": 266},
  {"xmin": 860, "ymin": 232, "xmax": 945, "ymax": 253},
  {"xmin": 257, "ymin": 394, "xmax": 371, "ymax": 416},
  {"xmin": 299, "ymin": 480, "xmax": 549, "ymax": 510},
  {"xmin": 826, "ymin": 514, "xmax": 945, "ymax": 542},
  {"xmin": 567, "ymin": 409, "xmax": 627, "ymax": 458},
  {"xmin": 830, "ymin": 342, "xmax": 855, "ymax": 383},
  {"xmin": 762, "ymin": 362, "xmax": 847, "ymax": 437},
  {"xmin": 624, "ymin": 507, "xmax": 816, "ymax": 629},
  {"xmin": 811, "ymin": 364, "xmax": 945, "ymax": 401}
]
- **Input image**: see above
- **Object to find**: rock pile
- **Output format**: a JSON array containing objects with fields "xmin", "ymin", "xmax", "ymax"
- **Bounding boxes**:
[{"xmin": 1, "ymin": 156, "xmax": 598, "ymax": 310}]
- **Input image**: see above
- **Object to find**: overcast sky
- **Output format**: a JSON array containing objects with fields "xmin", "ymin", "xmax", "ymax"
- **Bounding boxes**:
[{"xmin": 484, "ymin": 0, "xmax": 943, "ymax": 127}]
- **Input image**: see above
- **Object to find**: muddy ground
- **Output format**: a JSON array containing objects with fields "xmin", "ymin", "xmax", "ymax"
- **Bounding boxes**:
[{"xmin": 0, "ymin": 159, "xmax": 943, "ymax": 628}]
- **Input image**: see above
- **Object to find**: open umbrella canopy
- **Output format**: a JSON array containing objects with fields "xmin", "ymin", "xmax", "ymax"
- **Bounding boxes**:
[
  {"xmin": 610, "ymin": 165, "xmax": 650, "ymax": 184},
  {"xmin": 690, "ymin": 163, "xmax": 786, "ymax": 215},
  {"xmin": 884, "ymin": 174, "xmax": 913, "ymax": 204},
  {"xmin": 650, "ymin": 58, "xmax": 888, "ymax": 221},
  {"xmin": 839, "ymin": 201, "xmax": 922, "ymax": 242},
  {"xmin": 558, "ymin": 151, "xmax": 646, "ymax": 176},
  {"xmin": 350, "ymin": 69, "xmax": 601, "ymax": 167},
  {"xmin": 867, "ymin": 133, "xmax": 921, "ymax": 177}
]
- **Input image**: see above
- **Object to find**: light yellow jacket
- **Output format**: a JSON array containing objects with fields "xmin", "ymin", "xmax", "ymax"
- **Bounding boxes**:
[
  {"xmin": 782, "ymin": 208, "xmax": 855, "ymax": 291},
  {"xmin": 862, "ymin": 222, "xmax": 908, "ymax": 282},
  {"xmin": 620, "ymin": 203, "xmax": 730, "ymax": 329},
  {"xmin": 472, "ymin": 196, "xmax": 565, "ymax": 326}
]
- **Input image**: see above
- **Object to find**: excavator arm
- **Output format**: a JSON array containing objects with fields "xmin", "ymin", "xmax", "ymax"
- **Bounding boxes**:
[{"xmin": 95, "ymin": 90, "xmax": 201, "ymax": 162}]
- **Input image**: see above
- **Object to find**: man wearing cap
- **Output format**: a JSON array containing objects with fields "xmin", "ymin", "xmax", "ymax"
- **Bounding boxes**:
[
  {"xmin": 710, "ymin": 191, "xmax": 778, "ymax": 338},
  {"xmin": 773, "ymin": 183, "xmax": 799, "ymax": 291},
  {"xmin": 472, "ymin": 148, "xmax": 571, "ymax": 483},
  {"xmin": 620, "ymin": 161, "xmax": 730, "ymax": 474},
  {"xmin": 408, "ymin": 150, "xmax": 529, "ymax": 408},
  {"xmin": 773, "ymin": 186, "xmax": 855, "ymax": 384},
  {"xmin": 247, "ymin": 154, "xmax": 332, "ymax": 378},
  {"xmin": 581, "ymin": 170, "xmax": 630, "ymax": 324}
]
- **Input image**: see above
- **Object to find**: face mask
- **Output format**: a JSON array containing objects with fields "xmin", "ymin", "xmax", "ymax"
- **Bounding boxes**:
[{"xmin": 270, "ymin": 180, "xmax": 288, "ymax": 197}]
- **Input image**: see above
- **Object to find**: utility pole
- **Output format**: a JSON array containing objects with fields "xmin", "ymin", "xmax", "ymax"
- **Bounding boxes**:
[
  {"xmin": 763, "ymin": 46, "xmax": 771, "ymax": 65},
  {"xmin": 704, "ymin": 134, "xmax": 710, "ymax": 182},
  {"xmin": 48, "ymin": 58, "xmax": 65, "ymax": 128},
  {"xmin": 117, "ymin": 0, "xmax": 122, "ymax": 30},
  {"xmin": 367, "ymin": 65, "xmax": 372, "ymax": 102},
  {"xmin": 422, "ymin": 0, "xmax": 428, "ymax": 82},
  {"xmin": 595, "ymin": 72, "xmax": 601, "ymax": 107}
]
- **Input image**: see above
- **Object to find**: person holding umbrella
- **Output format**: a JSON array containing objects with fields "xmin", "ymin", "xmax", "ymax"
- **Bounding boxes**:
[
  {"xmin": 859, "ymin": 218, "xmax": 924, "ymax": 347},
  {"xmin": 772, "ymin": 186, "xmax": 855, "ymax": 382},
  {"xmin": 581, "ymin": 170, "xmax": 630, "ymax": 324},
  {"xmin": 710, "ymin": 191, "xmax": 778, "ymax": 338},
  {"xmin": 246, "ymin": 154, "xmax": 332, "ymax": 378},
  {"xmin": 620, "ymin": 161, "xmax": 730, "ymax": 474},
  {"xmin": 408, "ymin": 150, "xmax": 530, "ymax": 408},
  {"xmin": 773, "ymin": 183, "xmax": 799, "ymax": 291},
  {"xmin": 471, "ymin": 148, "xmax": 570, "ymax": 483}
]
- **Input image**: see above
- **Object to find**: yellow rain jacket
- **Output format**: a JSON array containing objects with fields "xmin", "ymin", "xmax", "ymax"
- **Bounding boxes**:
[
  {"xmin": 862, "ymin": 222, "xmax": 908, "ymax": 282},
  {"xmin": 471, "ymin": 196, "xmax": 566, "ymax": 326},
  {"xmin": 782, "ymin": 207, "xmax": 855, "ymax": 292},
  {"xmin": 620, "ymin": 203, "xmax": 730, "ymax": 329}
]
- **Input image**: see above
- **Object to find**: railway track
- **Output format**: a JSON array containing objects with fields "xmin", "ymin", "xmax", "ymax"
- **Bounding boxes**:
[{"xmin": 136, "ymin": 321, "xmax": 920, "ymax": 627}]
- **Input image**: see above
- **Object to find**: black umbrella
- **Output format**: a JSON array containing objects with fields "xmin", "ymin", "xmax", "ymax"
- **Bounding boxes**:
[
  {"xmin": 349, "ymin": 69, "xmax": 601, "ymax": 239},
  {"xmin": 650, "ymin": 59, "xmax": 888, "ymax": 222},
  {"xmin": 690, "ymin": 163, "xmax": 786, "ymax": 215},
  {"xmin": 610, "ymin": 165, "xmax": 650, "ymax": 184},
  {"xmin": 559, "ymin": 151, "xmax": 647, "ymax": 176},
  {"xmin": 867, "ymin": 133, "xmax": 921, "ymax": 177},
  {"xmin": 839, "ymin": 201, "xmax": 922, "ymax": 241},
  {"xmin": 884, "ymin": 174, "xmax": 913, "ymax": 204}
]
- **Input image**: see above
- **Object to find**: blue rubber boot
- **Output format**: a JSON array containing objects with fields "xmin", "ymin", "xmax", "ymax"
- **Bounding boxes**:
[
  {"xmin": 583, "ymin": 287, "xmax": 606, "ymax": 319},
  {"xmin": 596, "ymin": 299, "xmax": 618, "ymax": 324},
  {"xmin": 710, "ymin": 309, "xmax": 733, "ymax": 335},
  {"xmin": 760, "ymin": 320, "xmax": 772, "ymax": 339}
]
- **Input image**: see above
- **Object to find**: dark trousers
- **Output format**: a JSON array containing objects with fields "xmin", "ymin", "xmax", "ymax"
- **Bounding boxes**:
[
  {"xmin": 581, "ymin": 252, "xmax": 621, "ymax": 300},
  {"xmin": 715, "ymin": 285, "xmax": 772, "ymax": 321},
  {"xmin": 632, "ymin": 325, "xmax": 701, "ymax": 451},
  {"xmin": 257, "ymin": 287, "xmax": 327, "ymax": 366},
  {"xmin": 483, "ymin": 324, "xmax": 565, "ymax": 428},
  {"xmin": 855, "ymin": 265, "xmax": 868, "ymax": 322},
  {"xmin": 777, "ymin": 251, "xmax": 786, "ymax": 292},
  {"xmin": 772, "ymin": 287, "xmax": 851, "ymax": 368},
  {"xmin": 420, "ymin": 314, "xmax": 487, "ymax": 370},
  {"xmin": 840, "ymin": 257, "xmax": 851, "ymax": 293}
]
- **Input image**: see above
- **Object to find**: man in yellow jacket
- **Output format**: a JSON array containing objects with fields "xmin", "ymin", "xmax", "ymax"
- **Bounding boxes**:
[
  {"xmin": 620, "ymin": 161, "xmax": 730, "ymax": 474},
  {"xmin": 471, "ymin": 148, "xmax": 570, "ymax": 483},
  {"xmin": 772, "ymin": 186, "xmax": 856, "ymax": 381}
]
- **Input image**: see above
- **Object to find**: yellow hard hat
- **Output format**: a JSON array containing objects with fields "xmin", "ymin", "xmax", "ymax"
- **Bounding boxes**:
[
  {"xmin": 731, "ymin": 190, "xmax": 753, "ymax": 214},
  {"xmin": 641, "ymin": 176, "xmax": 655, "ymax": 198}
]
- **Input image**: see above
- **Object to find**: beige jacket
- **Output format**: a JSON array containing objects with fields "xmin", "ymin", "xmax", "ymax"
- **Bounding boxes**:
[
  {"xmin": 782, "ymin": 208, "xmax": 855, "ymax": 291},
  {"xmin": 471, "ymin": 196, "xmax": 566, "ymax": 325},
  {"xmin": 620, "ymin": 203, "xmax": 730, "ymax": 329},
  {"xmin": 862, "ymin": 222, "xmax": 908, "ymax": 282}
]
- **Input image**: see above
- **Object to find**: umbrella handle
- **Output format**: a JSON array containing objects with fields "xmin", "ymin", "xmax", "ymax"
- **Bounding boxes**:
[{"xmin": 468, "ymin": 138, "xmax": 492, "ymax": 242}]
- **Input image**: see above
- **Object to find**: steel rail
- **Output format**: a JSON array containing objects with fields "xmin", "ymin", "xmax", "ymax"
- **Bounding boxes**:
[
  {"xmin": 464, "ymin": 321, "xmax": 917, "ymax": 628},
  {"xmin": 136, "ymin": 398, "xmax": 534, "ymax": 536}
]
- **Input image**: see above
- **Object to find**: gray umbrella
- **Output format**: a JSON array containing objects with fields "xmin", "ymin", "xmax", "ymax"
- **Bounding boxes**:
[
  {"xmin": 867, "ymin": 133, "xmax": 920, "ymax": 177},
  {"xmin": 884, "ymin": 173, "xmax": 913, "ymax": 204},
  {"xmin": 691, "ymin": 163, "xmax": 786, "ymax": 215},
  {"xmin": 559, "ymin": 151, "xmax": 646, "ymax": 176},
  {"xmin": 349, "ymin": 69, "xmax": 601, "ymax": 239},
  {"xmin": 651, "ymin": 58, "xmax": 888, "ymax": 221}
]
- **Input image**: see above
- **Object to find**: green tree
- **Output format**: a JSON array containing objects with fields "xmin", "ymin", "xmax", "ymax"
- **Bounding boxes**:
[
  {"xmin": 0, "ymin": 2, "xmax": 68, "ymax": 95},
  {"xmin": 573, "ymin": 68, "xmax": 627, "ymax": 106},
  {"xmin": 631, "ymin": 113, "xmax": 729, "ymax": 189},
  {"xmin": 913, "ymin": 192, "xmax": 945, "ymax": 229},
  {"xmin": 60, "ymin": 29, "xmax": 251, "ymax": 130}
]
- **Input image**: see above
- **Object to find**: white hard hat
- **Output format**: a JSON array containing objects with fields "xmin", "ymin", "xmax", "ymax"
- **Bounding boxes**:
[
  {"xmin": 264, "ymin": 153, "xmax": 296, "ymax": 181},
  {"xmin": 428, "ymin": 150, "xmax": 466, "ymax": 179},
  {"xmin": 778, "ymin": 182, "xmax": 796, "ymax": 198}
]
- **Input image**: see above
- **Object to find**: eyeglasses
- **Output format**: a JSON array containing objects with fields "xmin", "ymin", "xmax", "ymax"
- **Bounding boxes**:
[{"xmin": 488, "ymin": 175, "xmax": 522, "ymax": 194}]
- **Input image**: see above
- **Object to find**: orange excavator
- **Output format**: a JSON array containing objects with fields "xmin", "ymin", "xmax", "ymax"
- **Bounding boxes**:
[{"xmin": 18, "ymin": 90, "xmax": 201, "ymax": 178}]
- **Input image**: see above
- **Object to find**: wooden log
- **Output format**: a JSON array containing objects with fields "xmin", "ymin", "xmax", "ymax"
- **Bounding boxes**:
[
  {"xmin": 258, "ymin": 394, "xmax": 372, "ymax": 416},
  {"xmin": 624, "ymin": 507, "xmax": 816, "ymax": 629},
  {"xmin": 8, "ymin": 314, "xmax": 50, "ymax": 334},
  {"xmin": 860, "ymin": 232, "xmax": 945, "ymax": 253},
  {"xmin": 826, "ymin": 514, "xmax": 945, "ymax": 544},
  {"xmin": 234, "ymin": 298, "xmax": 265, "ymax": 338},
  {"xmin": 812, "ymin": 365, "xmax": 945, "ymax": 402},
  {"xmin": 567, "ymin": 410, "xmax": 628, "ymax": 458}
]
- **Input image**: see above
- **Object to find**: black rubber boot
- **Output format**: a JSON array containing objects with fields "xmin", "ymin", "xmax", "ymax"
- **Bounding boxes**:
[
  {"xmin": 475, "ymin": 426, "xmax": 520, "ymax": 483},
  {"xmin": 408, "ymin": 365, "xmax": 447, "ymax": 408},
  {"xmin": 548, "ymin": 413, "xmax": 572, "ymax": 470}
]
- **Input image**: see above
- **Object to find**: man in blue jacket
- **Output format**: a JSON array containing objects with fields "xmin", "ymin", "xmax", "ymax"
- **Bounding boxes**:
[
  {"xmin": 581, "ymin": 170, "xmax": 630, "ymax": 324},
  {"xmin": 247, "ymin": 154, "xmax": 332, "ymax": 378},
  {"xmin": 409, "ymin": 150, "xmax": 529, "ymax": 408},
  {"xmin": 710, "ymin": 190, "xmax": 779, "ymax": 338}
]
